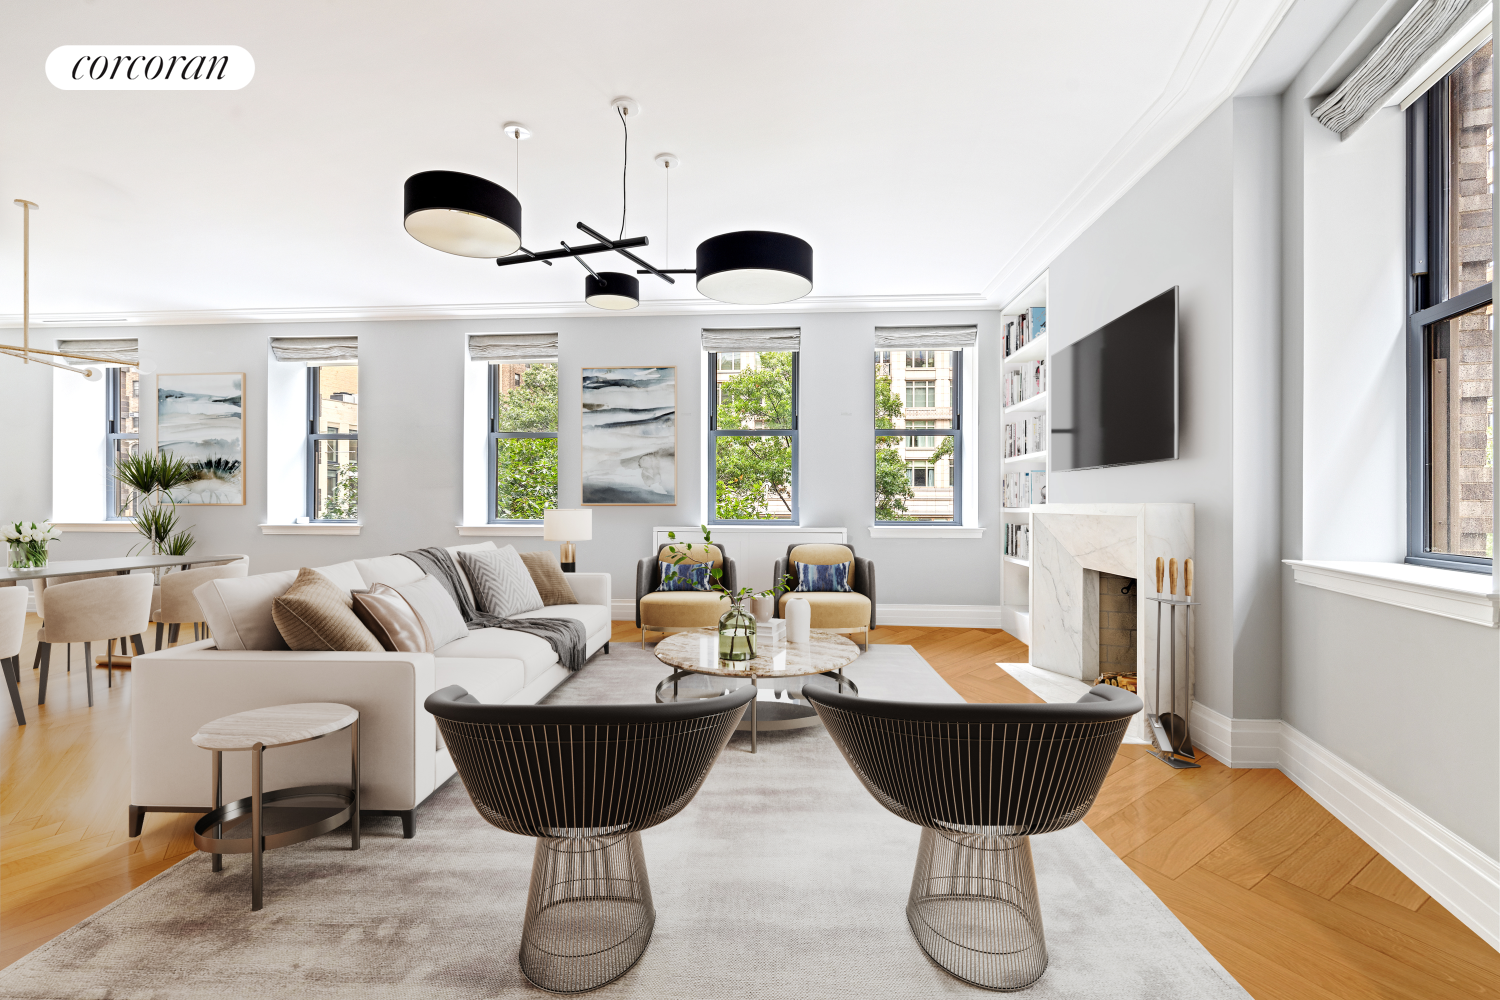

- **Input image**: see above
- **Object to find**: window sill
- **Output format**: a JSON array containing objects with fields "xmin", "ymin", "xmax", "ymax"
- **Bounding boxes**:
[
  {"xmin": 457, "ymin": 524, "xmax": 544, "ymax": 536},
  {"xmin": 867, "ymin": 526, "xmax": 985, "ymax": 539},
  {"xmin": 1284, "ymin": 559, "xmax": 1497, "ymax": 627},
  {"xmin": 259, "ymin": 523, "xmax": 361, "ymax": 535},
  {"xmin": 54, "ymin": 521, "xmax": 138, "ymax": 533}
]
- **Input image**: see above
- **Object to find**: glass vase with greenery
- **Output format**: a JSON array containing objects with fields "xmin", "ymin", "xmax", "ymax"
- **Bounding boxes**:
[
  {"xmin": 4, "ymin": 520, "xmax": 61, "ymax": 569},
  {"xmin": 114, "ymin": 451, "xmax": 198, "ymax": 563},
  {"xmin": 663, "ymin": 525, "xmax": 796, "ymax": 661}
]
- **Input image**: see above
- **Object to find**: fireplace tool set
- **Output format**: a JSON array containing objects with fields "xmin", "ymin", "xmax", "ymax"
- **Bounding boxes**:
[{"xmin": 1146, "ymin": 556, "xmax": 1200, "ymax": 769}]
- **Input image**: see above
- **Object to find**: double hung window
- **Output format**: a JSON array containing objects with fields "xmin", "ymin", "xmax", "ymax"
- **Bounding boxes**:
[
  {"xmin": 874, "ymin": 326, "xmax": 974, "ymax": 524},
  {"xmin": 105, "ymin": 367, "xmax": 140, "ymax": 518},
  {"xmin": 705, "ymin": 328, "xmax": 800, "ymax": 523},
  {"xmin": 1408, "ymin": 40, "xmax": 1495, "ymax": 568},
  {"xmin": 308, "ymin": 365, "xmax": 359, "ymax": 521},
  {"xmin": 488, "ymin": 361, "xmax": 559, "ymax": 521}
]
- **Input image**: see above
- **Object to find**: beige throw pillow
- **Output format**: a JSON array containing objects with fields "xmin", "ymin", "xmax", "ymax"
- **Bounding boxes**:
[
  {"xmin": 390, "ymin": 574, "xmax": 470, "ymax": 648},
  {"xmin": 520, "ymin": 550, "xmax": 577, "ymax": 606},
  {"xmin": 352, "ymin": 584, "xmax": 433, "ymax": 652},
  {"xmin": 271, "ymin": 567, "xmax": 383, "ymax": 652}
]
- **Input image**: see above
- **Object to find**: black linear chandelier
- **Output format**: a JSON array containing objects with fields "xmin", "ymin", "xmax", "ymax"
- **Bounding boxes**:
[{"xmin": 403, "ymin": 98, "xmax": 813, "ymax": 310}]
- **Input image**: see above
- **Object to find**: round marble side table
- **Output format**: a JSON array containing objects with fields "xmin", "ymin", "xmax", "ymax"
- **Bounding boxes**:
[
  {"xmin": 652, "ymin": 628, "xmax": 861, "ymax": 752},
  {"xmin": 191, "ymin": 702, "xmax": 360, "ymax": 910}
]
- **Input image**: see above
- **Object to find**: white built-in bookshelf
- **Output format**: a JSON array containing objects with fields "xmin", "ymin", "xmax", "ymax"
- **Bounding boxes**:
[{"xmin": 1000, "ymin": 271, "xmax": 1049, "ymax": 646}]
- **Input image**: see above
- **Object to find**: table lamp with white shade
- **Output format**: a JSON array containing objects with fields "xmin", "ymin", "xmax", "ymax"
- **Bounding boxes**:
[{"xmin": 543, "ymin": 509, "xmax": 592, "ymax": 573}]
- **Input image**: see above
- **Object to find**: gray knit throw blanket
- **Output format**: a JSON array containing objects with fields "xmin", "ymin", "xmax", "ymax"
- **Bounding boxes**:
[{"xmin": 399, "ymin": 547, "xmax": 587, "ymax": 672}]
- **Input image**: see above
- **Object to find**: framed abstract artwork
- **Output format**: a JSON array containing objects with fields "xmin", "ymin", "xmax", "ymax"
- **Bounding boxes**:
[
  {"xmin": 156, "ymin": 372, "xmax": 246, "ymax": 505},
  {"xmin": 580, "ymin": 366, "xmax": 676, "ymax": 505}
]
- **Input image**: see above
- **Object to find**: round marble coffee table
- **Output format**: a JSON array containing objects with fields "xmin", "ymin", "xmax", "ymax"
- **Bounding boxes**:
[{"xmin": 652, "ymin": 628, "xmax": 860, "ymax": 752}]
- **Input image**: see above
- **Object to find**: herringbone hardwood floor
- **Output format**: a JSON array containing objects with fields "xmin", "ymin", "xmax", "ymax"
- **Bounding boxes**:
[{"xmin": 2, "ymin": 617, "xmax": 1496, "ymax": 999}]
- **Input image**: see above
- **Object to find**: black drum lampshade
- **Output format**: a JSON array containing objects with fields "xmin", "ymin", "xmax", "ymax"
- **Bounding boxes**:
[
  {"xmin": 695, "ymin": 231, "xmax": 813, "ymax": 304},
  {"xmin": 584, "ymin": 271, "xmax": 640, "ymax": 310},
  {"xmin": 403, "ymin": 170, "xmax": 522, "ymax": 258}
]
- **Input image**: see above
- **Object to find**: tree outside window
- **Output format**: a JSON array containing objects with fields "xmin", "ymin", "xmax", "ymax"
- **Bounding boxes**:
[
  {"xmin": 491, "ymin": 362, "xmax": 559, "ymax": 521},
  {"xmin": 711, "ymin": 351, "xmax": 796, "ymax": 521}
]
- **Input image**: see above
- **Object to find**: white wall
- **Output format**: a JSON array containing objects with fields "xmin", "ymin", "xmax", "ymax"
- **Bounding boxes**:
[
  {"xmin": 1, "ymin": 309, "xmax": 1001, "ymax": 609},
  {"xmin": 1277, "ymin": 0, "xmax": 1498, "ymax": 858},
  {"xmin": 0, "ymin": 349, "xmax": 53, "ymax": 527},
  {"xmin": 1047, "ymin": 101, "xmax": 1241, "ymax": 718}
]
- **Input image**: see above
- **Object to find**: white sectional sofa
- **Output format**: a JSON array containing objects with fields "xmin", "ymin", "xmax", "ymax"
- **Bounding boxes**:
[{"xmin": 128, "ymin": 542, "xmax": 611, "ymax": 839}]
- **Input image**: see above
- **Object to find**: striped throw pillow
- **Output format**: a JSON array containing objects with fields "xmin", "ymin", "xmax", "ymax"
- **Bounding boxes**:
[{"xmin": 796, "ymin": 561, "xmax": 852, "ymax": 593}]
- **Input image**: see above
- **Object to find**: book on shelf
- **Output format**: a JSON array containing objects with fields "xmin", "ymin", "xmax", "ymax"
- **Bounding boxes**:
[
  {"xmin": 1002, "ymin": 469, "xmax": 1047, "ymax": 508},
  {"xmin": 1004, "ymin": 522, "xmax": 1031, "ymax": 559},
  {"xmin": 1003, "ymin": 306, "xmax": 1047, "ymax": 358},
  {"xmin": 1002, "ymin": 360, "xmax": 1047, "ymax": 406},
  {"xmin": 1003, "ymin": 414, "xmax": 1047, "ymax": 457}
]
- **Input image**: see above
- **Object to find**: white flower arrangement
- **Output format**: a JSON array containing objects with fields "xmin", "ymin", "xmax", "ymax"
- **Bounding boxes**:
[{"xmin": 6, "ymin": 520, "xmax": 61, "ymax": 568}]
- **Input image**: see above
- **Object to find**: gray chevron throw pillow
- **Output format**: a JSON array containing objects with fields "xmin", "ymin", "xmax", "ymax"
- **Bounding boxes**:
[{"xmin": 458, "ymin": 545, "xmax": 544, "ymax": 619}]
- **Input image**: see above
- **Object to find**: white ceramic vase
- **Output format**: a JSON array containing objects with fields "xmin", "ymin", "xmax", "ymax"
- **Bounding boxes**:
[{"xmin": 785, "ymin": 597, "xmax": 811, "ymax": 643}]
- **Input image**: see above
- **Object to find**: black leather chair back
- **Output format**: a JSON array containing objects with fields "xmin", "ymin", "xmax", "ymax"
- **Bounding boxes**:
[
  {"xmin": 425, "ymin": 685, "xmax": 754, "ymax": 838},
  {"xmin": 805, "ymin": 682, "xmax": 1140, "ymax": 836}
]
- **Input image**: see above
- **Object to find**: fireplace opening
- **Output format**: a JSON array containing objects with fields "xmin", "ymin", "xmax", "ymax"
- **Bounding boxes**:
[{"xmin": 1098, "ymin": 572, "xmax": 1137, "ymax": 692}]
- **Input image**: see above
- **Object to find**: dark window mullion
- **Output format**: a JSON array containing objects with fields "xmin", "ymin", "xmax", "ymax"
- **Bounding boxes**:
[
  {"xmin": 1407, "ymin": 73, "xmax": 1492, "ymax": 570},
  {"xmin": 709, "ymin": 350, "xmax": 798, "ymax": 524}
]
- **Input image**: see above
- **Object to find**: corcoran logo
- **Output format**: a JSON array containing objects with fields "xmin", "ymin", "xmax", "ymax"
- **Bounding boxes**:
[{"xmin": 46, "ymin": 46, "xmax": 254, "ymax": 90}]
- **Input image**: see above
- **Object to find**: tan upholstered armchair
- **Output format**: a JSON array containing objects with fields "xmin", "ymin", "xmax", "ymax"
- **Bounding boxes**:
[
  {"xmin": 774, "ymin": 543, "xmax": 875, "ymax": 646},
  {"xmin": 636, "ymin": 542, "xmax": 737, "ymax": 645}
]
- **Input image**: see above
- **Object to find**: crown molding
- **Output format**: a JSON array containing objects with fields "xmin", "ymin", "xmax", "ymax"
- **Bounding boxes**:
[
  {"xmin": 0, "ymin": 292, "xmax": 995, "ymax": 329},
  {"xmin": 980, "ymin": 0, "xmax": 1298, "ymax": 307}
]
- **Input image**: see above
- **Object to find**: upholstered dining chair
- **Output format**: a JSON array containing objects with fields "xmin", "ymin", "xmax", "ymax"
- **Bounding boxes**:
[
  {"xmin": 32, "ymin": 571, "xmax": 114, "ymax": 677},
  {"xmin": 773, "ymin": 543, "xmax": 875, "ymax": 647},
  {"xmin": 425, "ymin": 683, "xmax": 755, "ymax": 993},
  {"xmin": 151, "ymin": 556, "xmax": 249, "ymax": 649},
  {"xmin": 1, "ymin": 587, "xmax": 28, "ymax": 725},
  {"xmin": 803, "ymin": 681, "xmax": 1142, "ymax": 991},
  {"xmin": 635, "ymin": 541, "xmax": 737, "ymax": 646},
  {"xmin": 37, "ymin": 573, "xmax": 154, "ymax": 708}
]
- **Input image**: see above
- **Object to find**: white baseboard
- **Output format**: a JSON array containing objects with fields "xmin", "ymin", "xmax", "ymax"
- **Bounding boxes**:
[
  {"xmin": 1189, "ymin": 701, "xmax": 1280, "ymax": 768},
  {"xmin": 611, "ymin": 601, "xmax": 1007, "ymax": 631},
  {"xmin": 1278, "ymin": 722, "xmax": 1499, "ymax": 951},
  {"xmin": 878, "ymin": 604, "xmax": 1004, "ymax": 628},
  {"xmin": 1190, "ymin": 700, "xmax": 1499, "ymax": 950}
]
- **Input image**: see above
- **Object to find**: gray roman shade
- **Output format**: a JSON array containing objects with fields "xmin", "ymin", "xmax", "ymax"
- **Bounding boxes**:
[
  {"xmin": 1312, "ymin": 0, "xmax": 1487, "ymax": 138},
  {"xmin": 874, "ymin": 326, "xmax": 978, "ymax": 350},
  {"xmin": 270, "ymin": 336, "xmax": 358, "ymax": 363},
  {"xmin": 468, "ymin": 332, "xmax": 559, "ymax": 362},
  {"xmin": 57, "ymin": 338, "xmax": 137, "ymax": 364},
  {"xmin": 700, "ymin": 328, "xmax": 801, "ymax": 352}
]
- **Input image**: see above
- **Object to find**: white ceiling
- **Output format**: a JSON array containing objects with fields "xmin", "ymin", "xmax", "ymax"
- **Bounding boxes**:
[{"xmin": 0, "ymin": 0, "xmax": 1296, "ymax": 325}]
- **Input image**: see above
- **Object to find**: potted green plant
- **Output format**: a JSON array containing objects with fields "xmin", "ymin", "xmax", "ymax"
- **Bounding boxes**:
[
  {"xmin": 663, "ymin": 525, "xmax": 795, "ymax": 661},
  {"xmin": 113, "ymin": 451, "xmax": 198, "ymax": 569}
]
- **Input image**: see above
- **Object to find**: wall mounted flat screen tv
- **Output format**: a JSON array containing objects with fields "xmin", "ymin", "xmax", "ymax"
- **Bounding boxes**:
[{"xmin": 1050, "ymin": 286, "xmax": 1178, "ymax": 472}]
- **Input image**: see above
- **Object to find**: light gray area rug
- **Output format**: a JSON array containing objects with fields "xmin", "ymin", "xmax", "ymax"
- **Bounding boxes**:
[{"xmin": 0, "ymin": 644, "xmax": 1249, "ymax": 999}]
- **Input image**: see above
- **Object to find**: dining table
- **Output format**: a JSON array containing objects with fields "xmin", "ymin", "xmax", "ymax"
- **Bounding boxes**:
[
  {"xmin": 0, "ymin": 553, "xmax": 243, "ymax": 585},
  {"xmin": 2, "ymin": 553, "xmax": 244, "ymax": 726}
]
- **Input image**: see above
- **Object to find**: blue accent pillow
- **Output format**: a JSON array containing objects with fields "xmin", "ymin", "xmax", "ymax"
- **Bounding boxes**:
[
  {"xmin": 659, "ymin": 560, "xmax": 714, "ymax": 592},
  {"xmin": 796, "ymin": 561, "xmax": 852, "ymax": 593}
]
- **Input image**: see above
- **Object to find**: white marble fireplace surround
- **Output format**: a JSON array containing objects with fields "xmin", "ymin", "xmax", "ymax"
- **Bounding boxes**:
[{"xmin": 1030, "ymin": 504, "xmax": 1194, "ymax": 727}]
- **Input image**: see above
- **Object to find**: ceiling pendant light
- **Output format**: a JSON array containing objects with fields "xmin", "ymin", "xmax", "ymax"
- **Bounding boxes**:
[
  {"xmin": 584, "ymin": 271, "xmax": 640, "ymax": 310},
  {"xmin": 695, "ymin": 230, "xmax": 813, "ymax": 305},
  {"xmin": 403, "ymin": 169, "xmax": 522, "ymax": 258},
  {"xmin": 408, "ymin": 97, "xmax": 816, "ymax": 309},
  {"xmin": 1, "ymin": 199, "xmax": 131, "ymax": 379}
]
